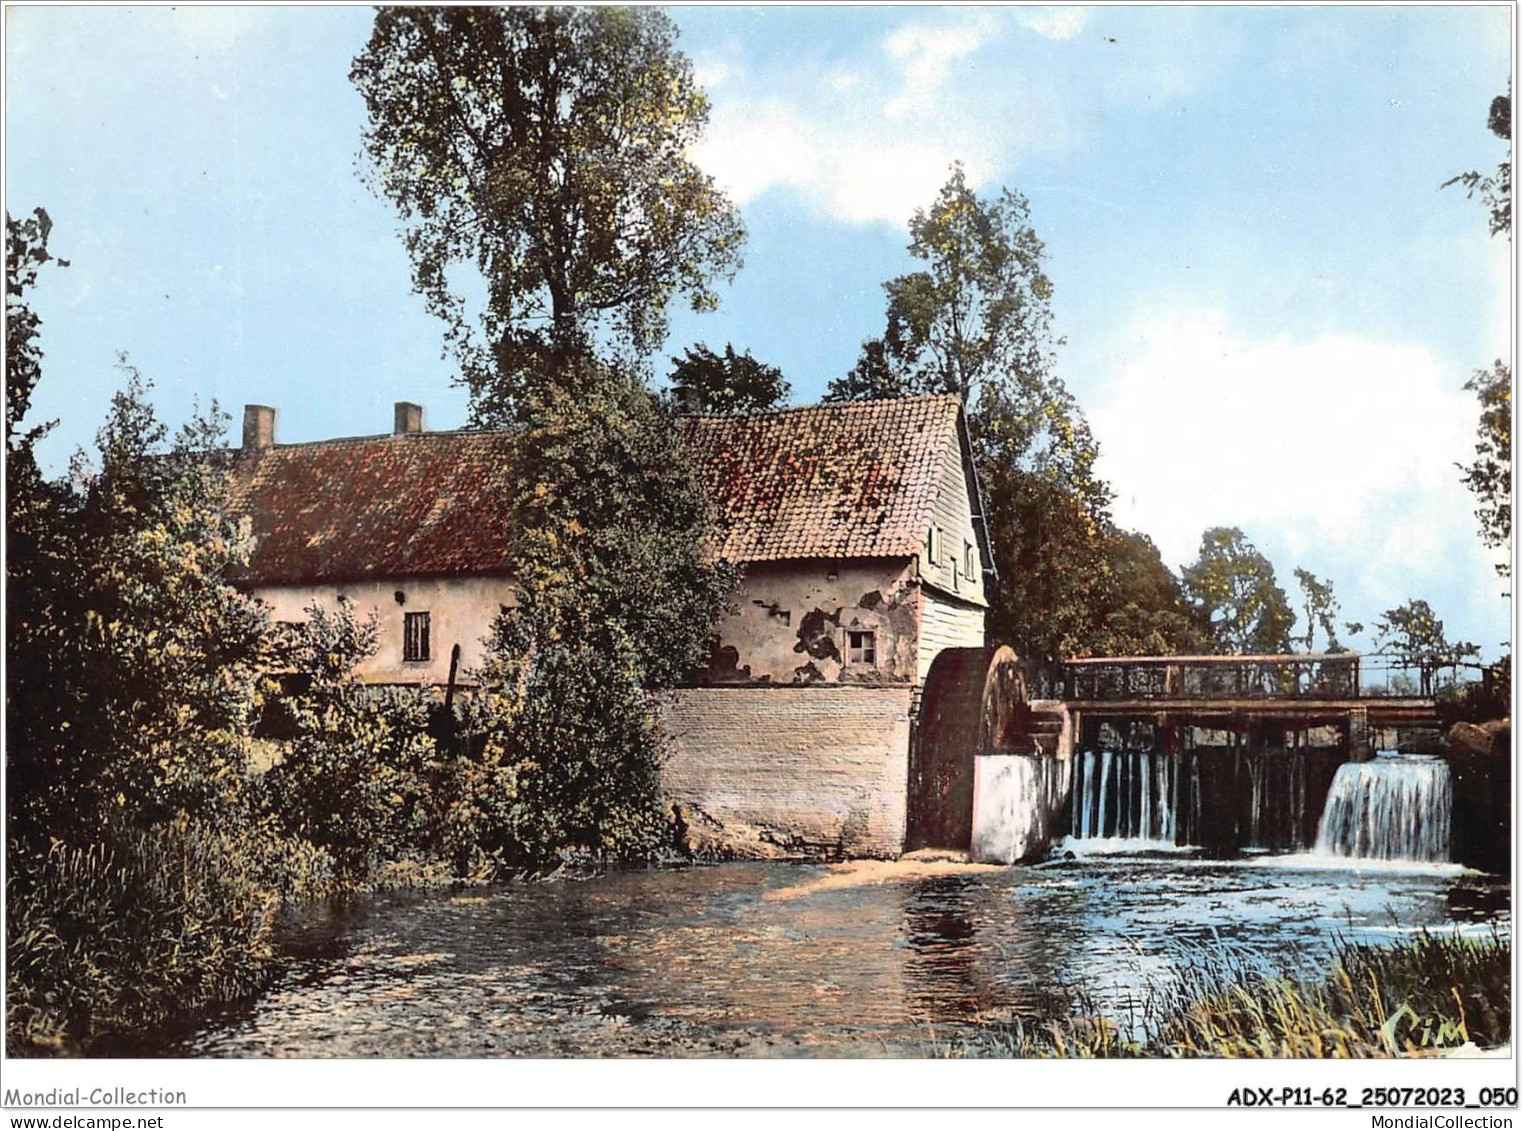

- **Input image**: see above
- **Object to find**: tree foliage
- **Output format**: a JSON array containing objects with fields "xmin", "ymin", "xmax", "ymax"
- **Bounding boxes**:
[
  {"xmin": 259, "ymin": 601, "xmax": 439, "ymax": 881},
  {"xmin": 352, "ymin": 8, "xmax": 743, "ymax": 864},
  {"xmin": 823, "ymin": 164, "xmax": 1164, "ymax": 660},
  {"xmin": 8, "ymin": 365, "xmax": 270, "ymax": 845},
  {"xmin": 463, "ymin": 367, "xmax": 733, "ymax": 863},
  {"xmin": 6, "ymin": 208, "xmax": 61, "ymax": 461},
  {"xmin": 1444, "ymin": 89, "xmax": 1511, "ymax": 238},
  {"xmin": 826, "ymin": 163, "xmax": 1058, "ymax": 405},
  {"xmin": 667, "ymin": 342, "xmax": 789, "ymax": 415},
  {"xmin": 1293, "ymin": 567, "xmax": 1344, "ymax": 653},
  {"xmin": 352, "ymin": 6, "xmax": 744, "ymax": 423},
  {"xmin": 1459, "ymin": 360, "xmax": 1511, "ymax": 578},
  {"xmin": 1181, "ymin": 527, "xmax": 1296, "ymax": 654},
  {"xmin": 1446, "ymin": 88, "xmax": 1513, "ymax": 588},
  {"xmin": 1092, "ymin": 531, "xmax": 1211, "ymax": 656},
  {"xmin": 1375, "ymin": 599, "xmax": 1480, "ymax": 697}
]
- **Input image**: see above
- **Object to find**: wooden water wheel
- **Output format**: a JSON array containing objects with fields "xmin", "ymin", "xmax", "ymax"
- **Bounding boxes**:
[
  {"xmin": 980, "ymin": 645, "xmax": 1034, "ymax": 753},
  {"xmin": 908, "ymin": 646, "xmax": 1040, "ymax": 851}
]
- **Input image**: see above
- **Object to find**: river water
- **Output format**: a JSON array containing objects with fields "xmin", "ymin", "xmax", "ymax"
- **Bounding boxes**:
[{"xmin": 117, "ymin": 851, "xmax": 1508, "ymax": 1058}]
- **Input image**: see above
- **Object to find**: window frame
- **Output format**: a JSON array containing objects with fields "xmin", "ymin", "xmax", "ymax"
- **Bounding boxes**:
[
  {"xmin": 846, "ymin": 628, "xmax": 877, "ymax": 667},
  {"xmin": 403, "ymin": 610, "xmax": 431, "ymax": 663}
]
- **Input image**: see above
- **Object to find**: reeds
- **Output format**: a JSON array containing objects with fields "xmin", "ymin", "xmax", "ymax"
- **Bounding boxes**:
[
  {"xmin": 5, "ymin": 820, "xmax": 332, "ymax": 1053},
  {"xmin": 931, "ymin": 929, "xmax": 1510, "ymax": 1058}
]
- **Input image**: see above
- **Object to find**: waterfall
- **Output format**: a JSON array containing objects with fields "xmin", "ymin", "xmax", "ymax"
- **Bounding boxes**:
[
  {"xmin": 1313, "ymin": 754, "xmax": 1452, "ymax": 863},
  {"xmin": 1066, "ymin": 749, "xmax": 1178, "ymax": 843}
]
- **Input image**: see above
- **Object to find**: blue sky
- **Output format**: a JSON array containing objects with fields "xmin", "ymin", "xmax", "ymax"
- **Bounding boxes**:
[{"xmin": 5, "ymin": 5, "xmax": 1513, "ymax": 658}]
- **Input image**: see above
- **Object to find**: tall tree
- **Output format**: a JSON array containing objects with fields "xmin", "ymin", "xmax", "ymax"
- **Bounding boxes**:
[
  {"xmin": 1460, "ymin": 359, "xmax": 1511, "ymax": 580},
  {"xmin": 463, "ymin": 369, "xmax": 733, "ymax": 863},
  {"xmin": 667, "ymin": 342, "xmax": 789, "ymax": 415},
  {"xmin": 6, "ymin": 209, "xmax": 61, "ymax": 464},
  {"xmin": 1446, "ymin": 88, "xmax": 1512, "ymax": 588},
  {"xmin": 1181, "ymin": 527, "xmax": 1296, "ymax": 654},
  {"xmin": 9, "ymin": 363, "xmax": 269, "ymax": 846},
  {"xmin": 7, "ymin": 210, "xmax": 81, "ymax": 845},
  {"xmin": 352, "ymin": 6, "xmax": 745, "ymax": 423},
  {"xmin": 352, "ymin": 9, "xmax": 742, "ymax": 860},
  {"xmin": 824, "ymin": 164, "xmax": 1115, "ymax": 659},
  {"xmin": 827, "ymin": 163, "xmax": 1058, "ymax": 403},
  {"xmin": 1293, "ymin": 567, "xmax": 1344, "ymax": 653}
]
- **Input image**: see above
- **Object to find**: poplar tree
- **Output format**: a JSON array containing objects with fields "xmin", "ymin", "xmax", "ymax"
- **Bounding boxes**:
[{"xmin": 353, "ymin": 7, "xmax": 742, "ymax": 861}]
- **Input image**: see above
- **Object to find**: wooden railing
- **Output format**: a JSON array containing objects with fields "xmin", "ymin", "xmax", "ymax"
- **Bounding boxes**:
[{"xmin": 1057, "ymin": 654, "xmax": 1363, "ymax": 702}]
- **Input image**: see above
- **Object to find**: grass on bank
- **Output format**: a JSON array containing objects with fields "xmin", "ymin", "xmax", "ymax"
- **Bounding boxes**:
[
  {"xmin": 5, "ymin": 821, "xmax": 310, "ymax": 1052},
  {"xmin": 927, "ymin": 929, "xmax": 1510, "ymax": 1058},
  {"xmin": 4, "ymin": 818, "xmax": 507, "ymax": 1054}
]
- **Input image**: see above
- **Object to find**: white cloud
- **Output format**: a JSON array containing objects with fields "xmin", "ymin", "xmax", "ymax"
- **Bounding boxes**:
[
  {"xmin": 692, "ymin": 47, "xmax": 743, "ymax": 92},
  {"xmin": 692, "ymin": 11, "xmax": 1034, "ymax": 225},
  {"xmin": 1092, "ymin": 310, "xmax": 1474, "ymax": 567},
  {"xmin": 1088, "ymin": 308, "xmax": 1506, "ymax": 652},
  {"xmin": 690, "ymin": 8, "xmax": 1229, "ymax": 226},
  {"xmin": 695, "ymin": 96, "xmax": 1002, "ymax": 226},
  {"xmin": 1015, "ymin": 8, "xmax": 1093, "ymax": 42},
  {"xmin": 883, "ymin": 14, "xmax": 995, "ymax": 118}
]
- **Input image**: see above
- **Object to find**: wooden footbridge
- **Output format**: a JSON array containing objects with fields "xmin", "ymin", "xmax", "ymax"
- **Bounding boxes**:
[{"xmin": 1054, "ymin": 653, "xmax": 1440, "ymax": 755}]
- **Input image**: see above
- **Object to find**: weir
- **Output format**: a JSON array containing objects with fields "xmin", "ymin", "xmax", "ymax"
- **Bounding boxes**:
[
  {"xmin": 941, "ymin": 651, "xmax": 1485, "ymax": 867},
  {"xmin": 1063, "ymin": 744, "xmax": 1347, "ymax": 852}
]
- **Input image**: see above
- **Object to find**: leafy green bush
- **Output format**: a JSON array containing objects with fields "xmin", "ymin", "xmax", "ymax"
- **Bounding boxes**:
[
  {"xmin": 260, "ymin": 602, "xmax": 440, "ymax": 882},
  {"xmin": 7, "ymin": 366, "xmax": 270, "ymax": 847},
  {"xmin": 456, "ymin": 640, "xmax": 670, "ymax": 868},
  {"xmin": 445, "ymin": 368, "xmax": 730, "ymax": 870}
]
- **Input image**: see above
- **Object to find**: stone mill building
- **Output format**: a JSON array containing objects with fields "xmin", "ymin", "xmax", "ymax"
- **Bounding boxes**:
[{"xmin": 228, "ymin": 393, "xmax": 994, "ymax": 858}]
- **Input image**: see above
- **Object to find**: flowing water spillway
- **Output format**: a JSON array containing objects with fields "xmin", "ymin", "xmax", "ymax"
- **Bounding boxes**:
[
  {"xmin": 1314, "ymin": 754, "xmax": 1453, "ymax": 863},
  {"xmin": 1065, "ymin": 745, "xmax": 1349, "ymax": 851},
  {"xmin": 1069, "ymin": 749, "xmax": 1178, "ymax": 844}
]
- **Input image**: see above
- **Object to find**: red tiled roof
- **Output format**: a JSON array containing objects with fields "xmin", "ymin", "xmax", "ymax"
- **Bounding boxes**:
[
  {"xmin": 229, "ymin": 395, "xmax": 964, "ymax": 584},
  {"xmin": 227, "ymin": 431, "xmax": 516, "ymax": 585},
  {"xmin": 677, "ymin": 394, "xmax": 963, "ymax": 563}
]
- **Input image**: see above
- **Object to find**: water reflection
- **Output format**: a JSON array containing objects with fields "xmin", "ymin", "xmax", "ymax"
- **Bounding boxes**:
[{"xmin": 122, "ymin": 858, "xmax": 1508, "ymax": 1058}]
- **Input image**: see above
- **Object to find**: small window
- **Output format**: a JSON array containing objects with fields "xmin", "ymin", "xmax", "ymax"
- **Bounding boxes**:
[
  {"xmin": 404, "ymin": 611, "xmax": 431, "ymax": 662},
  {"xmin": 926, "ymin": 525, "xmax": 940, "ymax": 566},
  {"xmin": 964, "ymin": 541, "xmax": 976, "ymax": 581},
  {"xmin": 848, "ymin": 629, "xmax": 877, "ymax": 666}
]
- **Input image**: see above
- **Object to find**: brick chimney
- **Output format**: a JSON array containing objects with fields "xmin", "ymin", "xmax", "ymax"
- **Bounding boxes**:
[
  {"xmin": 242, "ymin": 404, "xmax": 276, "ymax": 452},
  {"xmin": 673, "ymin": 384, "xmax": 702, "ymax": 415},
  {"xmin": 394, "ymin": 401, "xmax": 424, "ymax": 435}
]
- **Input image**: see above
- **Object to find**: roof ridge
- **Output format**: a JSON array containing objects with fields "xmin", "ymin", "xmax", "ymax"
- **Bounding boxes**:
[
  {"xmin": 679, "ymin": 391, "xmax": 961, "ymax": 424},
  {"xmin": 251, "ymin": 428, "xmax": 512, "ymax": 452},
  {"xmin": 249, "ymin": 392, "xmax": 964, "ymax": 447}
]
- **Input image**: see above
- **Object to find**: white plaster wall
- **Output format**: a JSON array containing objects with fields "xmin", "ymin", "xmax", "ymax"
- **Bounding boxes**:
[
  {"xmin": 970, "ymin": 753, "xmax": 1072, "ymax": 864},
  {"xmin": 252, "ymin": 575, "xmax": 515, "ymax": 684},
  {"xmin": 706, "ymin": 560, "xmax": 921, "ymax": 686}
]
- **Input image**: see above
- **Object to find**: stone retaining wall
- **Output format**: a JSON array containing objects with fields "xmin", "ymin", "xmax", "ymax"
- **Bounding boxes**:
[{"xmin": 658, "ymin": 686, "xmax": 914, "ymax": 858}]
